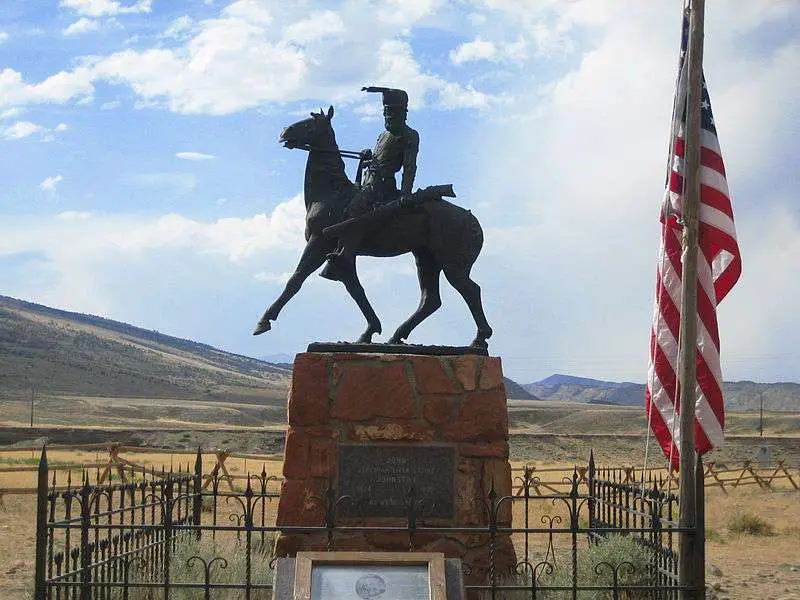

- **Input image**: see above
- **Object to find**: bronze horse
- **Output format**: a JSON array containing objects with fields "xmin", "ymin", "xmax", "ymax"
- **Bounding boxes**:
[{"xmin": 253, "ymin": 106, "xmax": 492, "ymax": 348}]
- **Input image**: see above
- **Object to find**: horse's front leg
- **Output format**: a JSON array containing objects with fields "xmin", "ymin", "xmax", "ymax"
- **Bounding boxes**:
[
  {"xmin": 339, "ymin": 259, "xmax": 382, "ymax": 343},
  {"xmin": 253, "ymin": 235, "xmax": 330, "ymax": 335}
]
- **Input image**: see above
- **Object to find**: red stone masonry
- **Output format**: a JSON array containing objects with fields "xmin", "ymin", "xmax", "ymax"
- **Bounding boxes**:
[{"xmin": 275, "ymin": 352, "xmax": 516, "ymax": 584}]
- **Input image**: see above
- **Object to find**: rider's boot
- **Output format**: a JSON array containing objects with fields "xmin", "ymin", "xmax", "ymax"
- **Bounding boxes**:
[
  {"xmin": 320, "ymin": 235, "xmax": 359, "ymax": 281},
  {"xmin": 319, "ymin": 253, "xmax": 346, "ymax": 281}
]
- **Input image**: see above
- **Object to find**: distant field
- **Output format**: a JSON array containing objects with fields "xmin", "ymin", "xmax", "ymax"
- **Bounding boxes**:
[
  {"xmin": 3, "ymin": 395, "xmax": 798, "ymax": 437},
  {"xmin": 1, "ymin": 398, "xmax": 798, "ymax": 468}
]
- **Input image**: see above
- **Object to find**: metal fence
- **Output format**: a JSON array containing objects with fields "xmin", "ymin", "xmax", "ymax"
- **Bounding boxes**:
[{"xmin": 34, "ymin": 448, "xmax": 696, "ymax": 599}]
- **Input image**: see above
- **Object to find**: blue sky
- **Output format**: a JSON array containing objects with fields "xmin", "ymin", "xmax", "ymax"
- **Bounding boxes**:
[{"xmin": 1, "ymin": 0, "xmax": 798, "ymax": 383}]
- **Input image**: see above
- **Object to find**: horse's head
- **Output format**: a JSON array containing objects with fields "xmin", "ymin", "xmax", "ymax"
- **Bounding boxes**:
[{"xmin": 279, "ymin": 105, "xmax": 335, "ymax": 150}]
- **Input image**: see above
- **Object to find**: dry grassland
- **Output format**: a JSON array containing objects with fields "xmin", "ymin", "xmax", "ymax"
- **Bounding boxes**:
[{"xmin": 1, "ymin": 450, "xmax": 798, "ymax": 599}]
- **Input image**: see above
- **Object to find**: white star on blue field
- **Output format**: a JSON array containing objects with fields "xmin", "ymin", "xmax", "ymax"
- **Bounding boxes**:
[{"xmin": 1, "ymin": 1, "xmax": 798, "ymax": 383}]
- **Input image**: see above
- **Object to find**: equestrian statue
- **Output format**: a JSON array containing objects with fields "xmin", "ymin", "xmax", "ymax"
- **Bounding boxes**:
[{"xmin": 253, "ymin": 87, "xmax": 492, "ymax": 348}]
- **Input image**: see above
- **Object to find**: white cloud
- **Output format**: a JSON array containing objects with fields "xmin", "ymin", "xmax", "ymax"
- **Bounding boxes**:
[
  {"xmin": 0, "ymin": 32, "xmax": 8, "ymax": 44},
  {"xmin": 175, "ymin": 151, "xmax": 215, "ymax": 161},
  {"xmin": 56, "ymin": 211, "xmax": 92, "ymax": 220},
  {"xmin": 378, "ymin": 0, "xmax": 441, "ymax": 26},
  {"xmin": 0, "ymin": 107, "xmax": 22, "ymax": 119},
  {"xmin": 64, "ymin": 17, "xmax": 100, "ymax": 36},
  {"xmin": 0, "ymin": 195, "xmax": 306, "ymax": 264},
  {"xmin": 3, "ymin": 121, "xmax": 43, "ymax": 139},
  {"xmin": 2, "ymin": 120, "xmax": 70, "ymax": 140},
  {"xmin": 162, "ymin": 15, "xmax": 193, "ymax": 39},
  {"xmin": 451, "ymin": 38, "xmax": 497, "ymax": 64},
  {"xmin": 100, "ymin": 99, "xmax": 120, "ymax": 109},
  {"xmin": 10, "ymin": 0, "xmax": 495, "ymax": 116},
  {"xmin": 0, "ymin": 67, "xmax": 94, "ymax": 113},
  {"xmin": 282, "ymin": 11, "xmax": 345, "ymax": 44},
  {"xmin": 60, "ymin": 0, "xmax": 152, "ymax": 17},
  {"xmin": 40, "ymin": 175, "xmax": 64, "ymax": 191}
]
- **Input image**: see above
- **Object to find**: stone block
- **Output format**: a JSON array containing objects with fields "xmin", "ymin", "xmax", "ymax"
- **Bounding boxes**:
[
  {"xmin": 422, "ymin": 396, "xmax": 454, "ymax": 426},
  {"xmin": 282, "ymin": 428, "xmax": 338, "ymax": 479},
  {"xmin": 332, "ymin": 362, "xmax": 415, "ymax": 420},
  {"xmin": 451, "ymin": 355, "xmax": 480, "ymax": 391},
  {"xmin": 288, "ymin": 353, "xmax": 330, "ymax": 425},
  {"xmin": 478, "ymin": 357, "xmax": 503, "ymax": 391},
  {"xmin": 275, "ymin": 479, "xmax": 324, "ymax": 527},
  {"xmin": 419, "ymin": 536, "xmax": 467, "ymax": 558},
  {"xmin": 411, "ymin": 357, "xmax": 460, "ymax": 394},
  {"xmin": 364, "ymin": 531, "xmax": 413, "ymax": 551},
  {"xmin": 460, "ymin": 442, "xmax": 507, "ymax": 458},
  {"xmin": 443, "ymin": 391, "xmax": 508, "ymax": 442}
]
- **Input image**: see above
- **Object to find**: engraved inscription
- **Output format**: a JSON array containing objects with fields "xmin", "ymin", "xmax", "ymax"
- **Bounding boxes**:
[{"xmin": 338, "ymin": 445, "xmax": 455, "ymax": 519}]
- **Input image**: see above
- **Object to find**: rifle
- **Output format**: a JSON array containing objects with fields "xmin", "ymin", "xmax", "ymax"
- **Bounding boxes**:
[{"xmin": 322, "ymin": 185, "xmax": 456, "ymax": 239}]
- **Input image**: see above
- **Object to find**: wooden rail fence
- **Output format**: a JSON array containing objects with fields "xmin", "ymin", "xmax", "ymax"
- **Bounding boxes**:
[
  {"xmin": 511, "ymin": 460, "xmax": 799, "ymax": 495},
  {"xmin": 0, "ymin": 443, "xmax": 282, "ymax": 501},
  {"xmin": 1, "ymin": 443, "xmax": 797, "ymax": 500}
]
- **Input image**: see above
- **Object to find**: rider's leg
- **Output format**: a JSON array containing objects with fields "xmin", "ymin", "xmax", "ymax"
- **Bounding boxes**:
[{"xmin": 320, "ymin": 231, "xmax": 362, "ymax": 281}]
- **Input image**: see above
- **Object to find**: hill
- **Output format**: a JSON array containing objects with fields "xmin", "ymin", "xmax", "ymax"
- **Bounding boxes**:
[
  {"xmin": 525, "ymin": 374, "xmax": 800, "ymax": 412},
  {"xmin": 0, "ymin": 296, "xmax": 535, "ymax": 407},
  {"xmin": 0, "ymin": 295, "xmax": 292, "ymax": 404}
]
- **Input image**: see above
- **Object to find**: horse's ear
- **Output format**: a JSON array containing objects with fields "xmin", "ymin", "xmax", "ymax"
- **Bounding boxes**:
[{"xmin": 327, "ymin": 105, "xmax": 334, "ymax": 120}]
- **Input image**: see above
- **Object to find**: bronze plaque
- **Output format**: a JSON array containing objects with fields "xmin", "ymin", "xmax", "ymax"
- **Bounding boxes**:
[{"xmin": 338, "ymin": 445, "xmax": 455, "ymax": 519}]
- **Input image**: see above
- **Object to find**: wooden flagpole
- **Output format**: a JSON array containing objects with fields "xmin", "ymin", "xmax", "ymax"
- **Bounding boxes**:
[{"xmin": 678, "ymin": 0, "xmax": 705, "ymax": 598}]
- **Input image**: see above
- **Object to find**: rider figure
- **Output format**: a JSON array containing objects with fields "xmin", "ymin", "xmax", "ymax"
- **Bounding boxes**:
[{"xmin": 319, "ymin": 86, "xmax": 419, "ymax": 281}]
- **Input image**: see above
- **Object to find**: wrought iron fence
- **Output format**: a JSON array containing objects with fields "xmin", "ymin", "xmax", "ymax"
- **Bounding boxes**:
[{"xmin": 34, "ymin": 448, "xmax": 695, "ymax": 599}]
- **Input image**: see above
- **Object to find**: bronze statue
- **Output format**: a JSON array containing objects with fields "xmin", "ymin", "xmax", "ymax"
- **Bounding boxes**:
[{"xmin": 253, "ymin": 88, "xmax": 492, "ymax": 348}]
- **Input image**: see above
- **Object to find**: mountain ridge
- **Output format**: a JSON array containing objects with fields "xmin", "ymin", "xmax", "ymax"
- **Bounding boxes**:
[
  {"xmin": 525, "ymin": 373, "xmax": 800, "ymax": 412},
  {"xmin": 0, "ymin": 296, "xmax": 535, "ymax": 402}
]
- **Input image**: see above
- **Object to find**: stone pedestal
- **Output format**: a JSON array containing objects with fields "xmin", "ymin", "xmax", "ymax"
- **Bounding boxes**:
[{"xmin": 275, "ymin": 352, "xmax": 516, "ymax": 586}]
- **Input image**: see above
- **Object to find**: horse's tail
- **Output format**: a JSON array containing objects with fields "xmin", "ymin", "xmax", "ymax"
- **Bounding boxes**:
[{"xmin": 422, "ymin": 200, "xmax": 484, "ymax": 273}]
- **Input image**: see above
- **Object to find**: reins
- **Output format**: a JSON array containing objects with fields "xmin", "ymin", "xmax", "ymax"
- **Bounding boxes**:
[{"xmin": 290, "ymin": 143, "xmax": 365, "ymax": 160}]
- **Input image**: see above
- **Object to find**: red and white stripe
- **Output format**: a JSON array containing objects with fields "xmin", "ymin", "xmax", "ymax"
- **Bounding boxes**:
[{"xmin": 646, "ymin": 45, "xmax": 741, "ymax": 469}]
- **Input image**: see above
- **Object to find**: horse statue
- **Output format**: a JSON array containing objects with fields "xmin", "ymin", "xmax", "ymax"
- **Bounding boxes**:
[{"xmin": 253, "ymin": 106, "xmax": 492, "ymax": 349}]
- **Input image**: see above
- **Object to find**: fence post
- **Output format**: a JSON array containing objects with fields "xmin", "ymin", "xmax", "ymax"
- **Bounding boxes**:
[
  {"xmin": 695, "ymin": 454, "xmax": 705, "ymax": 600},
  {"xmin": 193, "ymin": 448, "xmax": 203, "ymax": 539},
  {"xmin": 588, "ymin": 451, "xmax": 596, "ymax": 533},
  {"xmin": 164, "ymin": 478, "xmax": 173, "ymax": 600},
  {"xmin": 79, "ymin": 474, "xmax": 92, "ymax": 600},
  {"xmin": 34, "ymin": 448, "xmax": 48, "ymax": 600}
]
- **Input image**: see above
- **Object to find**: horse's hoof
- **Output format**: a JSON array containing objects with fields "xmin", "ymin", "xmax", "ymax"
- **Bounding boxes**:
[
  {"xmin": 470, "ymin": 338, "xmax": 488, "ymax": 350},
  {"xmin": 387, "ymin": 335, "xmax": 406, "ymax": 345},
  {"xmin": 253, "ymin": 320, "xmax": 272, "ymax": 336}
]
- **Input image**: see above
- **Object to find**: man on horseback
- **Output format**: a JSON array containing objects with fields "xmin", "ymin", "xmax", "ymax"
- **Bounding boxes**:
[{"xmin": 319, "ymin": 86, "xmax": 419, "ymax": 281}]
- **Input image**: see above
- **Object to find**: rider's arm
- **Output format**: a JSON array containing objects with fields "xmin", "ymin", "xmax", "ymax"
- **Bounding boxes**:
[{"xmin": 401, "ymin": 128, "xmax": 419, "ymax": 197}]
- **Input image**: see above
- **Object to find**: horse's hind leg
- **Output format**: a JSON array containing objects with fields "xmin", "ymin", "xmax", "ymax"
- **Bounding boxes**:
[
  {"xmin": 443, "ymin": 265, "xmax": 493, "ymax": 348},
  {"xmin": 339, "ymin": 259, "xmax": 382, "ymax": 343},
  {"xmin": 388, "ymin": 250, "xmax": 442, "ymax": 344}
]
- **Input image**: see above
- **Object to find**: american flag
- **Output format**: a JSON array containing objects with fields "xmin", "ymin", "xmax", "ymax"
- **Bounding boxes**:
[{"xmin": 646, "ymin": 11, "xmax": 742, "ymax": 470}]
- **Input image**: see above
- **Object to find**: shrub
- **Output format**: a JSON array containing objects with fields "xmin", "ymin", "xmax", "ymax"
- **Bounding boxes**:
[
  {"xmin": 705, "ymin": 527, "xmax": 723, "ymax": 542},
  {"xmin": 532, "ymin": 534, "xmax": 653, "ymax": 600},
  {"xmin": 124, "ymin": 532, "xmax": 275, "ymax": 599},
  {"xmin": 727, "ymin": 512, "xmax": 774, "ymax": 536}
]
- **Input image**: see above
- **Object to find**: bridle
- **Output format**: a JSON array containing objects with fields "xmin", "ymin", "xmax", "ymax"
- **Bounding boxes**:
[
  {"xmin": 286, "ymin": 143, "xmax": 365, "ymax": 160},
  {"xmin": 285, "ymin": 143, "xmax": 372, "ymax": 184}
]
